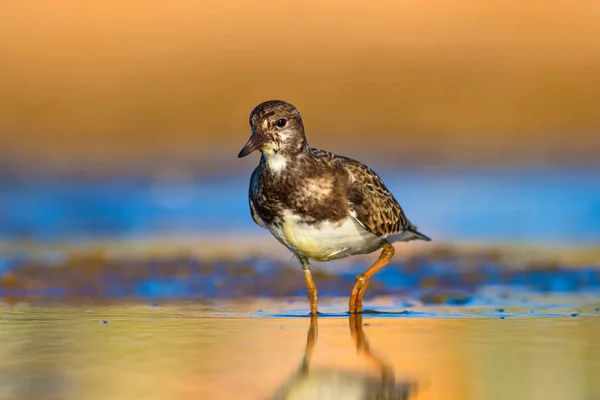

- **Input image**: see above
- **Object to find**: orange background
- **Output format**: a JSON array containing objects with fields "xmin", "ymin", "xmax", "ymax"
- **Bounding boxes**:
[{"xmin": 1, "ymin": 1, "xmax": 599, "ymax": 176}]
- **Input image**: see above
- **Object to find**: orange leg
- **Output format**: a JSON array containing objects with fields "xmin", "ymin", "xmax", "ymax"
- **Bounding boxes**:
[
  {"xmin": 299, "ymin": 256, "xmax": 319, "ymax": 315},
  {"xmin": 349, "ymin": 241, "xmax": 395, "ymax": 314}
]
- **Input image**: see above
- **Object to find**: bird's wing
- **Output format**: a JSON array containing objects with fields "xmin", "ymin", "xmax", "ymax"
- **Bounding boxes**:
[
  {"xmin": 309, "ymin": 148, "xmax": 430, "ymax": 241},
  {"xmin": 342, "ymin": 159, "xmax": 410, "ymax": 237},
  {"xmin": 308, "ymin": 148, "xmax": 409, "ymax": 237}
]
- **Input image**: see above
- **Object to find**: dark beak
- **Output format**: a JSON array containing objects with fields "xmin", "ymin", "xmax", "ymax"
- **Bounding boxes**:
[{"xmin": 238, "ymin": 133, "xmax": 265, "ymax": 158}]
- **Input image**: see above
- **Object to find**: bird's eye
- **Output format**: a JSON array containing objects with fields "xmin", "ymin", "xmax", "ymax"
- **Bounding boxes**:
[{"xmin": 276, "ymin": 118, "xmax": 287, "ymax": 128}]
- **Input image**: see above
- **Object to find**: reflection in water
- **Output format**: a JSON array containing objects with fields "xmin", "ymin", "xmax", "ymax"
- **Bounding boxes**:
[
  {"xmin": 271, "ymin": 316, "xmax": 417, "ymax": 400},
  {"xmin": 0, "ymin": 303, "xmax": 598, "ymax": 399}
]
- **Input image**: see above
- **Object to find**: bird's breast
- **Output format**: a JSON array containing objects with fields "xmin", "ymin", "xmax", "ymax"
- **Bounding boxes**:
[{"xmin": 270, "ymin": 211, "xmax": 381, "ymax": 261}]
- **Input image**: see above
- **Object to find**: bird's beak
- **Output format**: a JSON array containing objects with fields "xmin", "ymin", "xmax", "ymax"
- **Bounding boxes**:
[{"xmin": 238, "ymin": 131, "xmax": 266, "ymax": 158}]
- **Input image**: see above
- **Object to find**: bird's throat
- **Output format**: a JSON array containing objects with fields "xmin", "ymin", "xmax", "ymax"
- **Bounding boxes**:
[{"xmin": 263, "ymin": 151, "xmax": 288, "ymax": 173}]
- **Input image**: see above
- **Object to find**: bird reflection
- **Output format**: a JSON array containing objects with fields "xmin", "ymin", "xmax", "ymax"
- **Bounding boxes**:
[{"xmin": 270, "ymin": 315, "xmax": 417, "ymax": 400}]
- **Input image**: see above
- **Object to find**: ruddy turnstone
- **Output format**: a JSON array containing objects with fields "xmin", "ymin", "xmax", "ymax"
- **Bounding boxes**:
[{"xmin": 238, "ymin": 100, "xmax": 431, "ymax": 315}]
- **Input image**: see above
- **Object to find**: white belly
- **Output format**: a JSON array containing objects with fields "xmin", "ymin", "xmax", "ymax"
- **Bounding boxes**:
[{"xmin": 269, "ymin": 212, "xmax": 382, "ymax": 261}]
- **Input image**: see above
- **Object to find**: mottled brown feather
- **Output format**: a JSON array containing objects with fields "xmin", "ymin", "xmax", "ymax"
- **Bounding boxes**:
[
  {"xmin": 308, "ymin": 148, "xmax": 411, "ymax": 237},
  {"xmin": 243, "ymin": 100, "xmax": 428, "ymax": 243}
]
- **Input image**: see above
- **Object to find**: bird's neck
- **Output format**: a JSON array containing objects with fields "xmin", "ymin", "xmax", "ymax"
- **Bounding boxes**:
[{"xmin": 261, "ymin": 143, "xmax": 308, "ymax": 175}]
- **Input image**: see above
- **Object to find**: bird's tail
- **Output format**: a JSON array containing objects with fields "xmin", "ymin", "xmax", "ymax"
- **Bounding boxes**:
[{"xmin": 401, "ymin": 225, "xmax": 432, "ymax": 242}]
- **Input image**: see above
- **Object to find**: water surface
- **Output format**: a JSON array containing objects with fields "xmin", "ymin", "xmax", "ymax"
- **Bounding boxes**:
[
  {"xmin": 2, "ymin": 168, "xmax": 600, "ymax": 399},
  {"xmin": 0, "ymin": 301, "xmax": 598, "ymax": 400}
]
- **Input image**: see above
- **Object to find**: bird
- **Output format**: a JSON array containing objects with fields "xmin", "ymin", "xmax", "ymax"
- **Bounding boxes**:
[{"xmin": 238, "ymin": 100, "xmax": 431, "ymax": 315}]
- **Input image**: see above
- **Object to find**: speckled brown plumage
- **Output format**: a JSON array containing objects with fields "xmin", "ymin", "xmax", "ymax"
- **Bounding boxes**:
[
  {"xmin": 238, "ymin": 100, "xmax": 430, "ymax": 314},
  {"xmin": 309, "ymin": 148, "xmax": 416, "ymax": 238},
  {"xmin": 249, "ymin": 149, "xmax": 351, "ymax": 228},
  {"xmin": 242, "ymin": 102, "xmax": 429, "ymax": 244}
]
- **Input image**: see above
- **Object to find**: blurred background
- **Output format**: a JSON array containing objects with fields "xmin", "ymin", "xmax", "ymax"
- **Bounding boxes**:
[
  {"xmin": 1, "ymin": 0, "xmax": 599, "ymax": 247},
  {"xmin": 1, "ymin": 3, "xmax": 600, "ymax": 399},
  {"xmin": 2, "ymin": 0, "xmax": 600, "ymax": 176},
  {"xmin": 0, "ymin": 0, "xmax": 599, "ymax": 248}
]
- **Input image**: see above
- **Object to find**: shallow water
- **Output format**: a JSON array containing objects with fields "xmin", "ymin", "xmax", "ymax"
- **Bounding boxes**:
[
  {"xmin": 2, "ymin": 168, "xmax": 600, "ymax": 399},
  {"xmin": 0, "ymin": 300, "xmax": 599, "ymax": 400},
  {"xmin": 1, "ymin": 230, "xmax": 599, "ymax": 399}
]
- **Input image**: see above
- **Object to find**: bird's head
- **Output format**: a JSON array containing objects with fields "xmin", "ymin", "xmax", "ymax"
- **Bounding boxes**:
[{"xmin": 238, "ymin": 100, "xmax": 307, "ymax": 159}]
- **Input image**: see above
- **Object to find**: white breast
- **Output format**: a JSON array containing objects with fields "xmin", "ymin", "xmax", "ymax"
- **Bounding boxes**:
[{"xmin": 269, "ymin": 211, "xmax": 381, "ymax": 261}]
